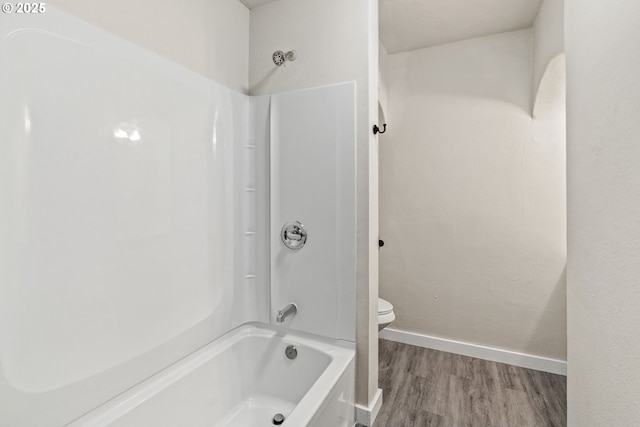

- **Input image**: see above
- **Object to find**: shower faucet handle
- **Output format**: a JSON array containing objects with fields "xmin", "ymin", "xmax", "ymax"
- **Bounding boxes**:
[{"xmin": 281, "ymin": 221, "xmax": 307, "ymax": 250}]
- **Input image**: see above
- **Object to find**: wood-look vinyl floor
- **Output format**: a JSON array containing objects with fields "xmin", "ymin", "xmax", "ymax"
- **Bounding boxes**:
[{"xmin": 377, "ymin": 339, "xmax": 567, "ymax": 427}]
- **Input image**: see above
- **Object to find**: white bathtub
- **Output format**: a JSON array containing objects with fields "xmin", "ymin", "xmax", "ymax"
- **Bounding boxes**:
[{"xmin": 67, "ymin": 323, "xmax": 355, "ymax": 427}]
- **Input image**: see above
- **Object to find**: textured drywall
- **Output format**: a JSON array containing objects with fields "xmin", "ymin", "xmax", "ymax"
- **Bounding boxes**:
[
  {"xmin": 379, "ymin": 41, "xmax": 389, "ymax": 121},
  {"xmin": 533, "ymin": 0, "xmax": 564, "ymax": 109},
  {"xmin": 249, "ymin": 0, "xmax": 380, "ymax": 407},
  {"xmin": 380, "ymin": 29, "xmax": 567, "ymax": 360},
  {"xmin": 49, "ymin": 0, "xmax": 250, "ymax": 93},
  {"xmin": 566, "ymin": 0, "xmax": 640, "ymax": 425}
]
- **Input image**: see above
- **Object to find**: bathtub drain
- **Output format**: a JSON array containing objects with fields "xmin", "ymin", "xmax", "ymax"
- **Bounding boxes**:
[{"xmin": 272, "ymin": 413, "xmax": 285, "ymax": 425}]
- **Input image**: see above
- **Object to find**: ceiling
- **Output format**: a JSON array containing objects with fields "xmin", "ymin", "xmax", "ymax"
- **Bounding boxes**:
[
  {"xmin": 238, "ymin": 0, "xmax": 277, "ymax": 8},
  {"xmin": 239, "ymin": 0, "xmax": 544, "ymax": 55},
  {"xmin": 380, "ymin": 0, "xmax": 543, "ymax": 53}
]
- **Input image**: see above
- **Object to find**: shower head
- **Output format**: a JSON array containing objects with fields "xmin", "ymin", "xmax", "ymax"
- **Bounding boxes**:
[{"xmin": 273, "ymin": 50, "xmax": 297, "ymax": 66}]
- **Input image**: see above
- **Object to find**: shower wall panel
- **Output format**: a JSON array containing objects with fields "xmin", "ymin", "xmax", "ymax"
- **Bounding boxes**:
[
  {"xmin": 0, "ymin": 8, "xmax": 267, "ymax": 426},
  {"xmin": 237, "ymin": 96, "xmax": 271, "ymax": 320},
  {"xmin": 270, "ymin": 83, "xmax": 356, "ymax": 342}
]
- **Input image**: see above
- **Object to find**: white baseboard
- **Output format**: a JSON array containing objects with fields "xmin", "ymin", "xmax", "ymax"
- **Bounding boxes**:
[
  {"xmin": 355, "ymin": 388, "xmax": 383, "ymax": 427},
  {"xmin": 379, "ymin": 328, "xmax": 567, "ymax": 376}
]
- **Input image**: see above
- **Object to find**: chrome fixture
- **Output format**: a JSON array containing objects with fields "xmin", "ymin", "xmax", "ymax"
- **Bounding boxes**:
[
  {"xmin": 285, "ymin": 345, "xmax": 298, "ymax": 360},
  {"xmin": 272, "ymin": 413, "xmax": 285, "ymax": 425},
  {"xmin": 276, "ymin": 303, "xmax": 298, "ymax": 323},
  {"xmin": 281, "ymin": 221, "xmax": 307, "ymax": 250},
  {"xmin": 273, "ymin": 50, "xmax": 297, "ymax": 66}
]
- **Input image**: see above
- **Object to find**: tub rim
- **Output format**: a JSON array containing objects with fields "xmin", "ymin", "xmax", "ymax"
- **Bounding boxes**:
[{"xmin": 67, "ymin": 321, "xmax": 355, "ymax": 427}]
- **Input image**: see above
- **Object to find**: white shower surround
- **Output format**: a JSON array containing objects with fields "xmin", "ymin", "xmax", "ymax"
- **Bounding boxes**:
[
  {"xmin": 0, "ymin": 8, "xmax": 356, "ymax": 426},
  {"xmin": 270, "ymin": 83, "xmax": 356, "ymax": 342}
]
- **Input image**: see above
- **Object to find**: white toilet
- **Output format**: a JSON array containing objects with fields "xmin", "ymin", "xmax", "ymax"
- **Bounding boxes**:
[{"xmin": 378, "ymin": 298, "xmax": 395, "ymax": 331}]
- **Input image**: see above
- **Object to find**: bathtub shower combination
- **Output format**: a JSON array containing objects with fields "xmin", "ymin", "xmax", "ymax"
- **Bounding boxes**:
[{"xmin": 0, "ymin": 8, "xmax": 356, "ymax": 427}]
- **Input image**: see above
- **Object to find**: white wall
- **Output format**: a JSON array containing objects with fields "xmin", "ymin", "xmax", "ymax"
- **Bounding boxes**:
[
  {"xmin": 533, "ymin": 0, "xmax": 564, "ymax": 107},
  {"xmin": 566, "ymin": 0, "xmax": 640, "ymax": 425},
  {"xmin": 380, "ymin": 29, "xmax": 567, "ymax": 360},
  {"xmin": 379, "ymin": 41, "xmax": 389, "ymax": 120},
  {"xmin": 49, "ymin": 0, "xmax": 249, "ymax": 92},
  {"xmin": 249, "ymin": 0, "xmax": 380, "ymax": 407}
]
